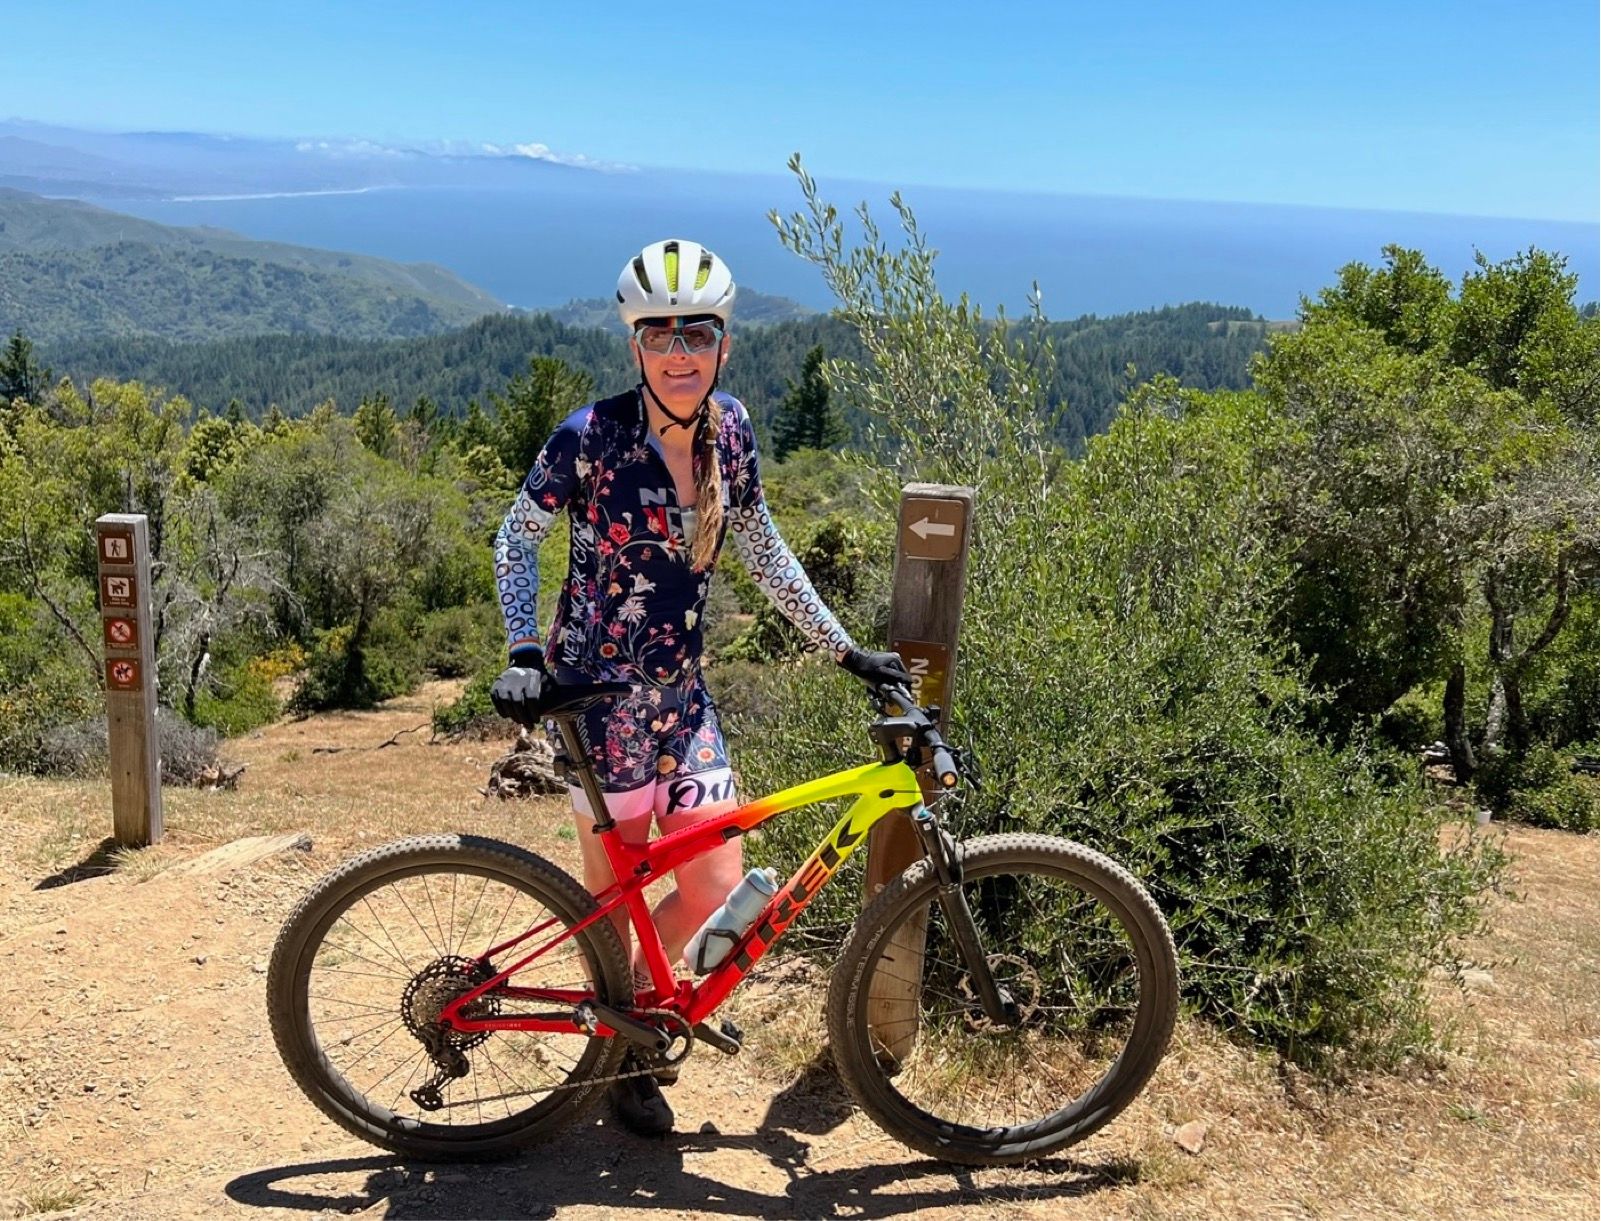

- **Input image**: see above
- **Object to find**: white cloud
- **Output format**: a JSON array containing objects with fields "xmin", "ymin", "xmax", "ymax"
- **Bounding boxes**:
[
  {"xmin": 293, "ymin": 138, "xmax": 408, "ymax": 159},
  {"xmin": 290, "ymin": 133, "xmax": 633, "ymax": 173},
  {"xmin": 483, "ymin": 140, "xmax": 634, "ymax": 173}
]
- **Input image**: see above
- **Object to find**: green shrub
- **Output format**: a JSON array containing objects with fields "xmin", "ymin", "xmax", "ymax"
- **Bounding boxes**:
[
  {"xmin": 432, "ymin": 666, "xmax": 501, "ymax": 738},
  {"xmin": 416, "ymin": 603, "xmax": 502, "ymax": 679},
  {"xmin": 1515, "ymin": 774, "xmax": 1599, "ymax": 832},
  {"xmin": 1379, "ymin": 686, "xmax": 1442, "ymax": 754},
  {"xmin": 290, "ymin": 621, "xmax": 420, "ymax": 713},
  {"xmin": 721, "ymin": 514, "xmax": 885, "ymax": 664},
  {"xmin": 0, "ymin": 593, "xmax": 100, "ymax": 774},
  {"xmin": 191, "ymin": 660, "xmax": 281, "ymax": 736},
  {"xmin": 743, "ymin": 172, "xmax": 1505, "ymax": 1065},
  {"xmin": 1475, "ymin": 743, "xmax": 1600, "ymax": 831}
]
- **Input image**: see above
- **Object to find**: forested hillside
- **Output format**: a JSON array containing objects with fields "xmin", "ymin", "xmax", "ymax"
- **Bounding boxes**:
[
  {"xmin": 0, "ymin": 189, "xmax": 503, "ymax": 342},
  {"xmin": 42, "ymin": 302, "xmax": 1274, "ymax": 445}
]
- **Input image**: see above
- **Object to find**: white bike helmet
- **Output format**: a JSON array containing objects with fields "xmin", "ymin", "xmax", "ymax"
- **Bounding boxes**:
[{"xmin": 616, "ymin": 239, "xmax": 736, "ymax": 327}]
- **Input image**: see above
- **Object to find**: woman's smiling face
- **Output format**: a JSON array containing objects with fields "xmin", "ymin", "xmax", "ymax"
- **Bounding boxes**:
[{"xmin": 632, "ymin": 316, "xmax": 729, "ymax": 418}]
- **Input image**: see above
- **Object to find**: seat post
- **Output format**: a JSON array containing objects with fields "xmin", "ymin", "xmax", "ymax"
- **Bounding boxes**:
[{"xmin": 551, "ymin": 713, "xmax": 616, "ymax": 832}]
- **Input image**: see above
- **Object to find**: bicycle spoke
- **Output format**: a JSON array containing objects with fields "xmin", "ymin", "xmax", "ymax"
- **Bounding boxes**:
[
  {"xmin": 853, "ymin": 854, "xmax": 1151, "ymax": 1138},
  {"xmin": 420, "ymin": 874, "xmax": 449, "ymax": 959},
  {"xmin": 333, "ymin": 911, "xmax": 415, "ymax": 978},
  {"xmin": 289, "ymin": 853, "xmax": 620, "ymax": 1142},
  {"xmin": 360, "ymin": 894, "xmax": 423, "ymax": 977}
]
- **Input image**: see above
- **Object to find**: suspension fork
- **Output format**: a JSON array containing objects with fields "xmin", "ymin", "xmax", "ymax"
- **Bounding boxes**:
[{"xmin": 909, "ymin": 806, "xmax": 1018, "ymax": 1027}]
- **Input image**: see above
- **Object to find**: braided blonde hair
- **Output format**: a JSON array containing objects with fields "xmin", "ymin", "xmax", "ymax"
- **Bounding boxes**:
[{"xmin": 689, "ymin": 396, "xmax": 723, "ymax": 572}]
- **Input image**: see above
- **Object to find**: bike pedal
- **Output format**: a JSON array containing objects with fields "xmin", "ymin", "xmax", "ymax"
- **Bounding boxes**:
[{"xmin": 693, "ymin": 1018, "xmax": 744, "ymax": 1056}]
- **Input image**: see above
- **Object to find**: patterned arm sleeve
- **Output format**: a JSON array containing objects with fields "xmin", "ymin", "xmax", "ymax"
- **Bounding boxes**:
[
  {"xmin": 494, "ymin": 410, "xmax": 585, "ymax": 657},
  {"xmin": 721, "ymin": 396, "xmax": 857, "ymax": 659},
  {"xmin": 727, "ymin": 496, "xmax": 858, "ymax": 659}
]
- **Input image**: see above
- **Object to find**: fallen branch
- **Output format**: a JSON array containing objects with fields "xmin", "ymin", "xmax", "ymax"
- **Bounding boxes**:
[
  {"xmin": 312, "ymin": 722, "xmax": 431, "ymax": 755},
  {"xmin": 378, "ymin": 722, "xmax": 431, "ymax": 749}
]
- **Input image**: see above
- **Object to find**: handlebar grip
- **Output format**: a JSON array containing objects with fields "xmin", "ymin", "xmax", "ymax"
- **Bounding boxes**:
[{"xmin": 930, "ymin": 745, "xmax": 960, "ymax": 790}]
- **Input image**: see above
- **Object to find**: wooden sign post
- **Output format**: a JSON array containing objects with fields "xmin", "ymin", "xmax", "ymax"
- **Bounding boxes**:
[
  {"xmin": 864, "ymin": 483, "xmax": 974, "ymax": 1059},
  {"xmin": 96, "ymin": 513, "xmax": 163, "ymax": 846}
]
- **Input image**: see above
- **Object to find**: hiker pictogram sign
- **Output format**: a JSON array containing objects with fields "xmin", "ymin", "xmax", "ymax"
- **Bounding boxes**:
[{"xmin": 98, "ymin": 530, "xmax": 134, "ymax": 565}]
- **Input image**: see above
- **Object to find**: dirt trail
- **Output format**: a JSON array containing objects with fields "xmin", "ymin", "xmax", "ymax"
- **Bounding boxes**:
[{"xmin": 0, "ymin": 691, "xmax": 1595, "ymax": 1220}]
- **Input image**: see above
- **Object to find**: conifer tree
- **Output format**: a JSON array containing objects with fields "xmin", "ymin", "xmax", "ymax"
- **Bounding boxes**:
[
  {"xmin": 353, "ymin": 391, "xmax": 398, "ymax": 458},
  {"xmin": 770, "ymin": 345, "xmax": 845, "ymax": 460},
  {"xmin": 0, "ymin": 330, "xmax": 51, "ymax": 404}
]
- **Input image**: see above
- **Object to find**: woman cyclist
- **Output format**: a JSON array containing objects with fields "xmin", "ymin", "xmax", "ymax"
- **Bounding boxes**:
[{"xmin": 489, "ymin": 239, "xmax": 909, "ymax": 1135}]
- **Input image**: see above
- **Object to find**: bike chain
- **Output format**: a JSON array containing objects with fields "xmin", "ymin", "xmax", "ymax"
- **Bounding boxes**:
[
  {"xmin": 411, "ymin": 1006, "xmax": 695, "ymax": 1110},
  {"xmin": 574, "ymin": 1007, "xmax": 696, "ymax": 1090}
]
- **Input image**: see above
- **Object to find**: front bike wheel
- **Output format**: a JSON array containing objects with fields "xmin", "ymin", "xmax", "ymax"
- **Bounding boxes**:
[
  {"xmin": 828, "ymin": 833, "xmax": 1178, "ymax": 1166},
  {"xmin": 267, "ymin": 834, "xmax": 631, "ymax": 1161}
]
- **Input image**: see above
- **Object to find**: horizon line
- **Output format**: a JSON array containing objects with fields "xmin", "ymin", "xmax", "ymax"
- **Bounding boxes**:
[{"xmin": 3, "ymin": 115, "xmax": 1595, "ymax": 229}]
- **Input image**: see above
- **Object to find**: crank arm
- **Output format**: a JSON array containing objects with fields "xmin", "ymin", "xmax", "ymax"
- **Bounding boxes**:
[{"xmin": 574, "ymin": 1000, "xmax": 670, "ymax": 1053}]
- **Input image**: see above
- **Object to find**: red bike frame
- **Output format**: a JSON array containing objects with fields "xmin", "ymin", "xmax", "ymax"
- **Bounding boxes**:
[{"xmin": 438, "ymin": 758, "xmax": 923, "ymax": 1037}]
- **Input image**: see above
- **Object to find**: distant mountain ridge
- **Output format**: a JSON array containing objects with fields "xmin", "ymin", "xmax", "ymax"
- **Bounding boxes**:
[
  {"xmin": 0, "ymin": 189, "xmax": 505, "ymax": 342},
  {"xmin": 0, "ymin": 118, "xmax": 613, "ymax": 198}
]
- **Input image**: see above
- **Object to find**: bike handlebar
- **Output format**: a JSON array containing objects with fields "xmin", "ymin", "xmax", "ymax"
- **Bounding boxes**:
[{"xmin": 874, "ymin": 682, "xmax": 961, "ymax": 791}]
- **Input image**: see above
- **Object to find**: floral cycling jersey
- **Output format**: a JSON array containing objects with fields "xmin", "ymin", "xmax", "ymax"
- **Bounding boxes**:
[{"xmin": 494, "ymin": 389, "xmax": 856, "ymax": 687}]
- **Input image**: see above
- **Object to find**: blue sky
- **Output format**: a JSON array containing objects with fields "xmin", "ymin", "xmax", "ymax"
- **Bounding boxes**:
[{"xmin": 6, "ymin": 1, "xmax": 1597, "ymax": 220}]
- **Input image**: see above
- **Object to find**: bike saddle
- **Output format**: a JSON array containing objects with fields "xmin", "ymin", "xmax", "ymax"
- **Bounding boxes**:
[{"xmin": 534, "ymin": 681, "xmax": 631, "ymax": 720}]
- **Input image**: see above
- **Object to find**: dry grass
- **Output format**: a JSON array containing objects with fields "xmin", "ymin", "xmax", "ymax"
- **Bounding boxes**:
[
  {"xmin": 0, "ymin": 682, "xmax": 582, "ymax": 895},
  {"xmin": 0, "ymin": 686, "xmax": 1595, "ymax": 1220}
]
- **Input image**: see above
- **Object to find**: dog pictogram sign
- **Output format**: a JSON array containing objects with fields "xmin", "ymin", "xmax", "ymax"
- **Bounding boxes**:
[{"xmin": 101, "ymin": 574, "xmax": 136, "ymax": 608}]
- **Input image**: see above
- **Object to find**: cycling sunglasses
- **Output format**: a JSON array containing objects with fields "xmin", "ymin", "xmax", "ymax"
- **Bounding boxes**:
[{"xmin": 633, "ymin": 319, "xmax": 725, "ymax": 355}]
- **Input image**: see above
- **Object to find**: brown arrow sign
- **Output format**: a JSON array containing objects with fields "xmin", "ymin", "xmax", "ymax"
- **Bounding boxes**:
[{"xmin": 899, "ymin": 497, "xmax": 967, "ymax": 562}]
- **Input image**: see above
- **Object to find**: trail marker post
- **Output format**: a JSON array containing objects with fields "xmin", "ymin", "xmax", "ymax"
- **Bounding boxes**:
[
  {"xmin": 863, "ymin": 483, "xmax": 974, "ymax": 1058},
  {"xmin": 96, "ymin": 513, "xmax": 163, "ymax": 846}
]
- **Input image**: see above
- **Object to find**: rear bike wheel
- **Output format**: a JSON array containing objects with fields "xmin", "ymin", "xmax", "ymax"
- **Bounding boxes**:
[
  {"xmin": 828, "ymin": 833, "xmax": 1178, "ymax": 1166},
  {"xmin": 267, "ymin": 834, "xmax": 631, "ymax": 1161}
]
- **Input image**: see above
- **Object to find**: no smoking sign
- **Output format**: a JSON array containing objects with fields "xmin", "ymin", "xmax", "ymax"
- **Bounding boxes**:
[{"xmin": 103, "ymin": 617, "xmax": 138, "ymax": 649}]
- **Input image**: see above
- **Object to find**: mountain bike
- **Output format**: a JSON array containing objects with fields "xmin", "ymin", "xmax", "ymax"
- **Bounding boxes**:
[{"xmin": 267, "ymin": 678, "xmax": 1179, "ymax": 1166}]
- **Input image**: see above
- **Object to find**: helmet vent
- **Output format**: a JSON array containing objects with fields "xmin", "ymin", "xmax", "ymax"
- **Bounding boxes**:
[
  {"xmin": 663, "ymin": 240, "xmax": 681, "ymax": 293},
  {"xmin": 694, "ymin": 252, "xmax": 713, "ymax": 291},
  {"xmin": 632, "ymin": 256, "xmax": 652, "ymax": 294}
]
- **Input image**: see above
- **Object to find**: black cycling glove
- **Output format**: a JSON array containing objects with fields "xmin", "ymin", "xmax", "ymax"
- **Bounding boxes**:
[
  {"xmin": 490, "ymin": 646, "xmax": 552, "ymax": 723},
  {"xmin": 839, "ymin": 647, "xmax": 914, "ymax": 688}
]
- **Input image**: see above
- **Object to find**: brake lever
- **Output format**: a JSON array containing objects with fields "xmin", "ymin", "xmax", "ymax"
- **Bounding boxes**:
[{"xmin": 956, "ymin": 746, "xmax": 985, "ymax": 791}]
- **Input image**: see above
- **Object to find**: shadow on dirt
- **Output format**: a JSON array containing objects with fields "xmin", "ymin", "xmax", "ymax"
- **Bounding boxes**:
[
  {"xmin": 225, "ymin": 1146, "xmax": 1119, "ymax": 1220},
  {"xmin": 223, "ymin": 1071, "xmax": 1127, "ymax": 1219},
  {"xmin": 35, "ymin": 837, "xmax": 122, "ymax": 889}
]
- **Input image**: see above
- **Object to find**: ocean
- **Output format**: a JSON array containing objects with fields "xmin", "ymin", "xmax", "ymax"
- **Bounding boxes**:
[{"xmin": 88, "ymin": 168, "xmax": 1600, "ymax": 319}]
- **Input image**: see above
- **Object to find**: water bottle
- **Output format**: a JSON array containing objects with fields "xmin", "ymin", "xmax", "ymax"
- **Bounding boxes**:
[{"xmin": 683, "ymin": 867, "xmax": 780, "ymax": 974}]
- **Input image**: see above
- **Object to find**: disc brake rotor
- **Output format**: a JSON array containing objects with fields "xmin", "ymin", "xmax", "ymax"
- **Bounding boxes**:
[{"xmin": 957, "ymin": 953, "xmax": 1042, "ymax": 1031}]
